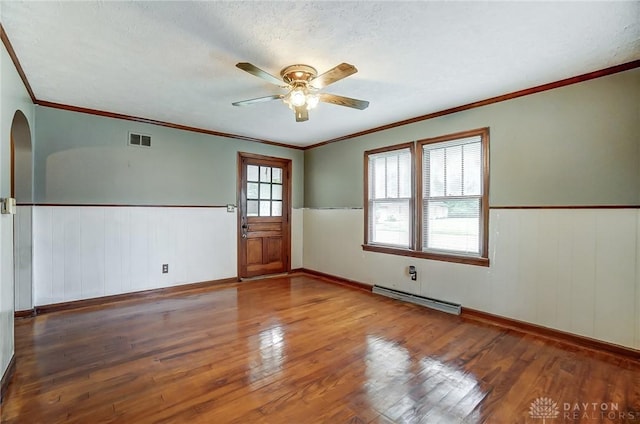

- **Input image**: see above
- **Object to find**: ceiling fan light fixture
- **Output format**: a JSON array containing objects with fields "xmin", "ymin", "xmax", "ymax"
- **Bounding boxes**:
[
  {"xmin": 306, "ymin": 94, "xmax": 319, "ymax": 110},
  {"xmin": 289, "ymin": 88, "xmax": 307, "ymax": 107}
]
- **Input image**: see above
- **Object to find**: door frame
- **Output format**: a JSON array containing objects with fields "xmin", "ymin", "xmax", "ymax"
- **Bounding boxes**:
[{"xmin": 236, "ymin": 152, "xmax": 292, "ymax": 279}]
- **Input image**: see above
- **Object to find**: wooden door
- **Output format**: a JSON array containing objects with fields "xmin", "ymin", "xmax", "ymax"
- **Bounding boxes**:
[{"xmin": 238, "ymin": 153, "xmax": 291, "ymax": 278}]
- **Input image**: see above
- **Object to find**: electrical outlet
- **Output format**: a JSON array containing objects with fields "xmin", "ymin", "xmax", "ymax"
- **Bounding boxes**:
[
  {"xmin": 409, "ymin": 265, "xmax": 417, "ymax": 281},
  {"xmin": 162, "ymin": 264, "xmax": 168, "ymax": 274}
]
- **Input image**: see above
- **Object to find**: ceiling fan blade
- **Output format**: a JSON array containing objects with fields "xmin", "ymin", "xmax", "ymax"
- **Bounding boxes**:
[
  {"xmin": 310, "ymin": 63, "xmax": 357, "ymax": 89},
  {"xmin": 319, "ymin": 93, "xmax": 369, "ymax": 110},
  {"xmin": 236, "ymin": 62, "xmax": 284, "ymax": 86},
  {"xmin": 294, "ymin": 106, "xmax": 309, "ymax": 122},
  {"xmin": 232, "ymin": 94, "xmax": 283, "ymax": 107}
]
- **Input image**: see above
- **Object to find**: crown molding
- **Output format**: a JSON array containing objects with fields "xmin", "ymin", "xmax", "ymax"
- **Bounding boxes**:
[
  {"xmin": 35, "ymin": 100, "xmax": 304, "ymax": 150},
  {"xmin": 304, "ymin": 59, "xmax": 640, "ymax": 150},
  {"xmin": 2, "ymin": 24, "xmax": 301, "ymax": 150},
  {"xmin": 3, "ymin": 24, "xmax": 638, "ymax": 152},
  {"xmin": 0, "ymin": 23, "xmax": 36, "ymax": 103}
]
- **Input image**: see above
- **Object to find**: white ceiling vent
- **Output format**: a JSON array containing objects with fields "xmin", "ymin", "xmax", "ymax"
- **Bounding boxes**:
[{"xmin": 128, "ymin": 132, "xmax": 151, "ymax": 147}]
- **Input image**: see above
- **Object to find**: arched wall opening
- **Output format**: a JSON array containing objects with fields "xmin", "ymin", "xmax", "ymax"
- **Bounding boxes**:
[{"xmin": 10, "ymin": 110, "xmax": 33, "ymax": 312}]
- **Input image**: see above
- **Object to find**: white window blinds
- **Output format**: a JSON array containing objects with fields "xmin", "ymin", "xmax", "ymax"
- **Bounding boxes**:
[
  {"xmin": 368, "ymin": 147, "xmax": 412, "ymax": 248},
  {"xmin": 422, "ymin": 135, "xmax": 483, "ymax": 255}
]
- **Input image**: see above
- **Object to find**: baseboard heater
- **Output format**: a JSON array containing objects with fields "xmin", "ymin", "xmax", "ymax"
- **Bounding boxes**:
[{"xmin": 372, "ymin": 285, "xmax": 461, "ymax": 315}]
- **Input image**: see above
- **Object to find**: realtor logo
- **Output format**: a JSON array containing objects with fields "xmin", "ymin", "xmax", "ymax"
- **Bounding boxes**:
[{"xmin": 530, "ymin": 397, "xmax": 560, "ymax": 423}]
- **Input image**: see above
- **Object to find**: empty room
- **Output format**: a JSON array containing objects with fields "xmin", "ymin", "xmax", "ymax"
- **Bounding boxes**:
[{"xmin": 0, "ymin": 1, "xmax": 639, "ymax": 423}]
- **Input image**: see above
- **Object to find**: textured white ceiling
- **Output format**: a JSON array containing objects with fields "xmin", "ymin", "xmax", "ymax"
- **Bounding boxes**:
[{"xmin": 2, "ymin": 1, "xmax": 639, "ymax": 147}]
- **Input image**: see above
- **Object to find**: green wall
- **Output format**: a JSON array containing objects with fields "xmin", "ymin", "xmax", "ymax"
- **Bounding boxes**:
[
  {"xmin": 304, "ymin": 68, "xmax": 640, "ymax": 208},
  {"xmin": 35, "ymin": 107, "xmax": 304, "ymax": 207},
  {"xmin": 31, "ymin": 68, "xmax": 640, "ymax": 209}
]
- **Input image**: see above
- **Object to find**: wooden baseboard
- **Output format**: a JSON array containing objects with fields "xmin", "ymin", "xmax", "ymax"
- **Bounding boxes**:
[
  {"xmin": 14, "ymin": 309, "xmax": 35, "ymax": 319},
  {"xmin": 300, "ymin": 268, "xmax": 373, "ymax": 293},
  {"xmin": 461, "ymin": 307, "xmax": 640, "ymax": 360},
  {"xmin": 22, "ymin": 270, "xmax": 640, "ymax": 360},
  {"xmin": 34, "ymin": 277, "xmax": 239, "ymax": 315},
  {"xmin": 299, "ymin": 270, "xmax": 640, "ymax": 361},
  {"xmin": 0, "ymin": 354, "xmax": 16, "ymax": 404},
  {"xmin": 29, "ymin": 272, "xmax": 312, "ymax": 316}
]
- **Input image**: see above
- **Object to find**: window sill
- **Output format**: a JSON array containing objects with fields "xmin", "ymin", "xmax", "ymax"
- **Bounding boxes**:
[{"xmin": 361, "ymin": 244, "xmax": 490, "ymax": 267}]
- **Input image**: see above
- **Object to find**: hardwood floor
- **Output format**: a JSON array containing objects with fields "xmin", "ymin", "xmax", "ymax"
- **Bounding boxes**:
[{"xmin": 2, "ymin": 275, "xmax": 639, "ymax": 423}]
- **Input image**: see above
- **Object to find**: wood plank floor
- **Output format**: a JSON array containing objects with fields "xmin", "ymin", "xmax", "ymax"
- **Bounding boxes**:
[{"xmin": 2, "ymin": 275, "xmax": 639, "ymax": 423}]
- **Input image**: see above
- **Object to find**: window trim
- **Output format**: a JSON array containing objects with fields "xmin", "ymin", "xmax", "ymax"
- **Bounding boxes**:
[
  {"xmin": 417, "ymin": 127, "xmax": 490, "ymax": 265},
  {"xmin": 363, "ymin": 142, "xmax": 415, "ymax": 249},
  {"xmin": 362, "ymin": 128, "xmax": 490, "ymax": 267}
]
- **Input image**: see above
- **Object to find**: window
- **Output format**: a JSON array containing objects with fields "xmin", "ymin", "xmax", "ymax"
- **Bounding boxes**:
[
  {"xmin": 365, "ymin": 143, "xmax": 414, "ymax": 248},
  {"xmin": 364, "ymin": 128, "xmax": 489, "ymax": 266},
  {"xmin": 419, "ymin": 130, "xmax": 488, "ymax": 258},
  {"xmin": 246, "ymin": 165, "xmax": 283, "ymax": 217}
]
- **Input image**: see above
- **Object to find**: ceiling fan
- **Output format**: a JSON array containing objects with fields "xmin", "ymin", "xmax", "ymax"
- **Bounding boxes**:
[{"xmin": 232, "ymin": 62, "xmax": 369, "ymax": 122}]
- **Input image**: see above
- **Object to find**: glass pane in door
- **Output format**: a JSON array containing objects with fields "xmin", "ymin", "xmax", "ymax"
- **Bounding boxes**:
[
  {"xmin": 247, "ymin": 183, "xmax": 259, "ymax": 199},
  {"xmin": 259, "ymin": 201, "xmax": 271, "ymax": 216},
  {"xmin": 260, "ymin": 167, "xmax": 271, "ymax": 182},
  {"xmin": 272, "ymin": 201, "xmax": 282, "ymax": 216},
  {"xmin": 272, "ymin": 168, "xmax": 282, "ymax": 183},
  {"xmin": 247, "ymin": 165, "xmax": 259, "ymax": 182},
  {"xmin": 272, "ymin": 185, "xmax": 282, "ymax": 200},
  {"xmin": 247, "ymin": 200, "xmax": 259, "ymax": 216},
  {"xmin": 260, "ymin": 183, "xmax": 271, "ymax": 199}
]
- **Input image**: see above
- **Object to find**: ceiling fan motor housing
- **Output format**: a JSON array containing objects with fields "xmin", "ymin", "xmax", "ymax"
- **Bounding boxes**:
[{"xmin": 280, "ymin": 65, "xmax": 318, "ymax": 85}]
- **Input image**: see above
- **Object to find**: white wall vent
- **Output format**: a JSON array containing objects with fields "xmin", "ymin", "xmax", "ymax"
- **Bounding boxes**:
[
  {"xmin": 128, "ymin": 132, "xmax": 151, "ymax": 147},
  {"xmin": 372, "ymin": 285, "xmax": 461, "ymax": 315}
]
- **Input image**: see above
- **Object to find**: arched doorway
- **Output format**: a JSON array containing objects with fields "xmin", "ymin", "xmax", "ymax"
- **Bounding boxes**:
[{"xmin": 10, "ymin": 110, "xmax": 33, "ymax": 313}]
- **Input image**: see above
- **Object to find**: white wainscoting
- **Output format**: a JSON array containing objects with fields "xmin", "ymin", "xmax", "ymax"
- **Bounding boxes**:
[
  {"xmin": 32, "ymin": 206, "xmax": 304, "ymax": 307},
  {"xmin": 14, "ymin": 206, "xmax": 33, "ymax": 311},
  {"xmin": 291, "ymin": 208, "xmax": 303, "ymax": 270},
  {"xmin": 303, "ymin": 208, "xmax": 640, "ymax": 350},
  {"xmin": 33, "ymin": 206, "xmax": 238, "ymax": 306}
]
